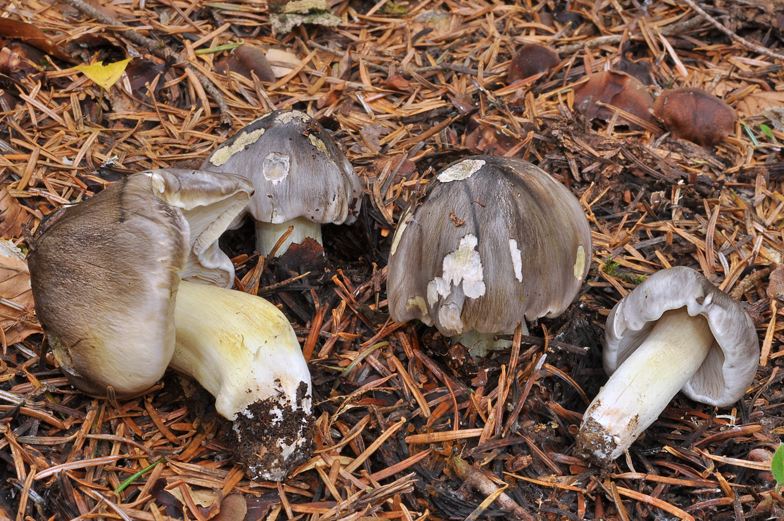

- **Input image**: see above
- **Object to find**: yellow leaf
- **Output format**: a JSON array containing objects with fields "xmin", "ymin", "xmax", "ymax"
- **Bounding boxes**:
[{"xmin": 75, "ymin": 58, "xmax": 132, "ymax": 90}]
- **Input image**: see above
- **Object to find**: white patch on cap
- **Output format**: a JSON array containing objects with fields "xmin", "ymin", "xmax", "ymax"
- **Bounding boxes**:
[
  {"xmin": 437, "ymin": 159, "xmax": 485, "ymax": 183},
  {"xmin": 209, "ymin": 128, "xmax": 266, "ymax": 166},
  {"xmin": 405, "ymin": 296, "xmax": 428, "ymax": 317},
  {"xmin": 427, "ymin": 276, "xmax": 450, "ymax": 305},
  {"xmin": 438, "ymin": 303, "xmax": 464, "ymax": 334},
  {"xmin": 263, "ymin": 152, "xmax": 291, "ymax": 184},
  {"xmin": 574, "ymin": 245, "xmax": 586, "ymax": 280},
  {"xmin": 276, "ymin": 110, "xmax": 308, "ymax": 124},
  {"xmin": 509, "ymin": 239, "xmax": 523, "ymax": 282},
  {"xmin": 426, "ymin": 234, "xmax": 485, "ymax": 331},
  {"xmin": 390, "ymin": 212, "xmax": 413, "ymax": 256},
  {"xmin": 308, "ymin": 133, "xmax": 328, "ymax": 154},
  {"xmin": 442, "ymin": 234, "xmax": 486, "ymax": 298}
]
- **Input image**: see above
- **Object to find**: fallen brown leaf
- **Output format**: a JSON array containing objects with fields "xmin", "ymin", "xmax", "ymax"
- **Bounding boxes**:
[
  {"xmin": 0, "ymin": 18, "xmax": 72, "ymax": 62},
  {"xmin": 767, "ymin": 265, "xmax": 784, "ymax": 301},
  {"xmin": 507, "ymin": 44, "xmax": 559, "ymax": 84},
  {"xmin": 266, "ymin": 48, "xmax": 300, "ymax": 79},
  {"xmin": 0, "ymin": 188, "xmax": 27, "ymax": 238},
  {"xmin": 386, "ymin": 73, "xmax": 411, "ymax": 91},
  {"xmin": 215, "ymin": 45, "xmax": 276, "ymax": 83},
  {"xmin": 0, "ymin": 241, "xmax": 41, "ymax": 347},
  {"xmin": 736, "ymin": 90, "xmax": 784, "ymax": 118},
  {"xmin": 212, "ymin": 495, "xmax": 247, "ymax": 521}
]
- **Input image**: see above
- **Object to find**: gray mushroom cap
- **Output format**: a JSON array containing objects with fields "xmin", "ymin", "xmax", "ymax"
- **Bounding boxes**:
[
  {"xmin": 201, "ymin": 109, "xmax": 362, "ymax": 226},
  {"xmin": 387, "ymin": 156, "xmax": 592, "ymax": 337},
  {"xmin": 604, "ymin": 266, "xmax": 759, "ymax": 407},
  {"xmin": 28, "ymin": 170, "xmax": 252, "ymax": 397}
]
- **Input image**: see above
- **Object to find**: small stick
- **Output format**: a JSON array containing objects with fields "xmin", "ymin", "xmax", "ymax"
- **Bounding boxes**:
[{"xmin": 452, "ymin": 457, "xmax": 537, "ymax": 521}]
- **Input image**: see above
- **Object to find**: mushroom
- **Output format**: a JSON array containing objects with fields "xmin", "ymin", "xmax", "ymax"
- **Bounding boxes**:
[
  {"xmin": 387, "ymin": 156, "xmax": 592, "ymax": 355},
  {"xmin": 573, "ymin": 70, "xmax": 656, "ymax": 129},
  {"xmin": 507, "ymin": 44, "xmax": 559, "ymax": 84},
  {"xmin": 28, "ymin": 169, "xmax": 313, "ymax": 480},
  {"xmin": 575, "ymin": 266, "xmax": 759, "ymax": 466},
  {"xmin": 653, "ymin": 87, "xmax": 737, "ymax": 147},
  {"xmin": 172, "ymin": 280, "xmax": 312, "ymax": 481},
  {"xmin": 201, "ymin": 109, "xmax": 362, "ymax": 256}
]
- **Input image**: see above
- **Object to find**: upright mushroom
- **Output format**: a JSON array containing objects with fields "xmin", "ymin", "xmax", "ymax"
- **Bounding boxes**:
[
  {"xmin": 387, "ymin": 156, "xmax": 591, "ymax": 355},
  {"xmin": 575, "ymin": 267, "xmax": 759, "ymax": 466},
  {"xmin": 28, "ymin": 169, "xmax": 313, "ymax": 480},
  {"xmin": 202, "ymin": 109, "xmax": 363, "ymax": 256}
]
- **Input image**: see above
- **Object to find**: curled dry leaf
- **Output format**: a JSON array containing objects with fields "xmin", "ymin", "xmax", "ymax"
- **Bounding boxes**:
[
  {"xmin": 573, "ymin": 70, "xmax": 656, "ymax": 129},
  {"xmin": 359, "ymin": 123, "xmax": 388, "ymax": 153},
  {"xmin": 767, "ymin": 265, "xmax": 784, "ymax": 302},
  {"xmin": 0, "ymin": 18, "xmax": 72, "ymax": 62},
  {"xmin": 736, "ymin": 90, "xmax": 784, "ymax": 118},
  {"xmin": 0, "ymin": 241, "xmax": 42, "ymax": 347},
  {"xmin": 0, "ymin": 187, "xmax": 26, "ymax": 238},
  {"xmin": 654, "ymin": 87, "xmax": 737, "ymax": 147},
  {"xmin": 215, "ymin": 45, "xmax": 276, "ymax": 82},
  {"xmin": 212, "ymin": 495, "xmax": 248, "ymax": 521},
  {"xmin": 265, "ymin": 48, "xmax": 300, "ymax": 79},
  {"xmin": 168, "ymin": 484, "xmax": 219, "ymax": 509},
  {"xmin": 507, "ymin": 44, "xmax": 559, "ymax": 84},
  {"xmin": 386, "ymin": 73, "xmax": 411, "ymax": 91}
]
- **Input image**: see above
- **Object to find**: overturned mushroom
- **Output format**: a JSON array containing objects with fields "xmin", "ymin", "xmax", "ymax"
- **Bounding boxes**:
[
  {"xmin": 28, "ymin": 169, "xmax": 313, "ymax": 480},
  {"xmin": 202, "ymin": 109, "xmax": 362, "ymax": 256},
  {"xmin": 387, "ymin": 156, "xmax": 591, "ymax": 355},
  {"xmin": 575, "ymin": 267, "xmax": 759, "ymax": 466}
]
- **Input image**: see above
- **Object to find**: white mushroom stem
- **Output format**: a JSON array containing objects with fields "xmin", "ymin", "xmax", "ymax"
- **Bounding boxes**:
[
  {"xmin": 169, "ymin": 280, "xmax": 313, "ymax": 481},
  {"xmin": 256, "ymin": 217, "xmax": 323, "ymax": 257},
  {"xmin": 577, "ymin": 308, "xmax": 714, "ymax": 465}
]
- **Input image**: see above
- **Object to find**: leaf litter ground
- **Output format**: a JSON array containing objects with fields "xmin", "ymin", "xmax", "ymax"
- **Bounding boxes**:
[{"xmin": 0, "ymin": 0, "xmax": 784, "ymax": 519}]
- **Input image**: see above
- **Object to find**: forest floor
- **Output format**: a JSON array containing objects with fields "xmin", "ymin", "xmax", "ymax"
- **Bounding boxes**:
[{"xmin": 1, "ymin": 0, "xmax": 784, "ymax": 519}]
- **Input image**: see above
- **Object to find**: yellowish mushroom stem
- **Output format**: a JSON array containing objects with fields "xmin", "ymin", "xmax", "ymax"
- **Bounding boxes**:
[
  {"xmin": 576, "ymin": 308, "xmax": 714, "ymax": 466},
  {"xmin": 170, "ymin": 280, "xmax": 313, "ymax": 481},
  {"xmin": 256, "ymin": 217, "xmax": 323, "ymax": 257}
]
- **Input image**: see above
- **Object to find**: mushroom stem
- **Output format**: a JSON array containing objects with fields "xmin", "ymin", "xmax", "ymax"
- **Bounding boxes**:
[
  {"xmin": 256, "ymin": 217, "xmax": 322, "ymax": 257},
  {"xmin": 170, "ymin": 280, "xmax": 313, "ymax": 481},
  {"xmin": 576, "ymin": 308, "xmax": 714, "ymax": 466}
]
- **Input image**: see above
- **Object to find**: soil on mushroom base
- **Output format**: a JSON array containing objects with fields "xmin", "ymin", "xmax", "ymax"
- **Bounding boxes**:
[{"xmin": 226, "ymin": 380, "xmax": 314, "ymax": 478}]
